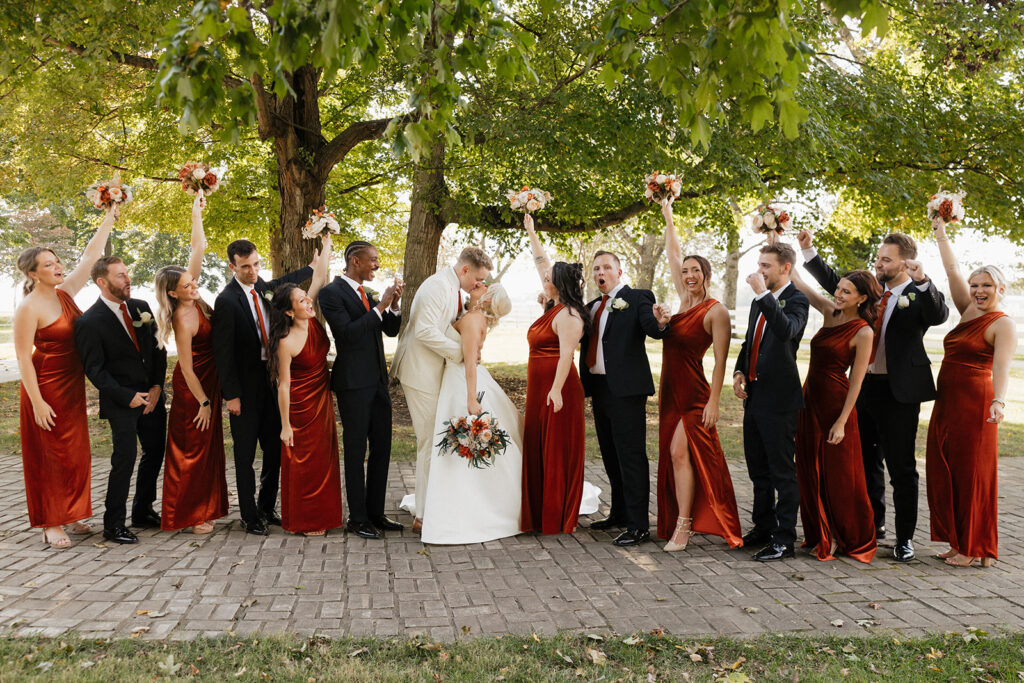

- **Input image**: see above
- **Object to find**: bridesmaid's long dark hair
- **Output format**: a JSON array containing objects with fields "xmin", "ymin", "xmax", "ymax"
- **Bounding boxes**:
[
  {"xmin": 838, "ymin": 269, "xmax": 882, "ymax": 326},
  {"xmin": 551, "ymin": 261, "xmax": 592, "ymax": 337},
  {"xmin": 266, "ymin": 283, "xmax": 299, "ymax": 384}
]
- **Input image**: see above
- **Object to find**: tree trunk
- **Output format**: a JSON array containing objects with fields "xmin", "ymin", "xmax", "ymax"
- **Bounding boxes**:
[
  {"xmin": 723, "ymin": 225, "xmax": 741, "ymax": 311},
  {"xmin": 400, "ymin": 139, "xmax": 448, "ymax": 329}
]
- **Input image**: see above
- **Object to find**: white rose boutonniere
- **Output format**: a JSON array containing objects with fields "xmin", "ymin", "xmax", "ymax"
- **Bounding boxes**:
[
  {"xmin": 779, "ymin": 299, "xmax": 787, "ymax": 309},
  {"xmin": 897, "ymin": 292, "xmax": 915, "ymax": 309},
  {"xmin": 132, "ymin": 311, "xmax": 154, "ymax": 328},
  {"xmin": 609, "ymin": 298, "xmax": 629, "ymax": 312},
  {"xmin": 263, "ymin": 290, "xmax": 274, "ymax": 303}
]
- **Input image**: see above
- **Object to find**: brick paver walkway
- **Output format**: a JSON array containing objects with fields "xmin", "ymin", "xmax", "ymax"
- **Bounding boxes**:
[{"xmin": 1, "ymin": 454, "xmax": 1023, "ymax": 641}]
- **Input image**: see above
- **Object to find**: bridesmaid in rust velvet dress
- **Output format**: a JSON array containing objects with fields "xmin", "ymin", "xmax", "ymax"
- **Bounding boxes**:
[
  {"xmin": 155, "ymin": 195, "xmax": 228, "ymax": 534},
  {"xmin": 927, "ymin": 218, "xmax": 1016, "ymax": 567},
  {"xmin": 790, "ymin": 265, "xmax": 879, "ymax": 563},
  {"xmin": 521, "ymin": 214, "xmax": 588, "ymax": 534},
  {"xmin": 13, "ymin": 205, "xmax": 117, "ymax": 549},
  {"xmin": 656, "ymin": 198, "xmax": 742, "ymax": 551},
  {"xmin": 269, "ymin": 235, "xmax": 342, "ymax": 536}
]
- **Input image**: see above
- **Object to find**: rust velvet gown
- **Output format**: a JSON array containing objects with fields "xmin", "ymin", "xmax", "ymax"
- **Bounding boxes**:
[
  {"xmin": 926, "ymin": 311, "xmax": 1007, "ymax": 560},
  {"xmin": 656, "ymin": 299, "xmax": 742, "ymax": 547},
  {"xmin": 795, "ymin": 319, "xmax": 876, "ymax": 563},
  {"xmin": 19, "ymin": 289, "xmax": 92, "ymax": 527},
  {"xmin": 280, "ymin": 319, "xmax": 343, "ymax": 534},
  {"xmin": 521, "ymin": 304, "xmax": 585, "ymax": 534},
  {"xmin": 161, "ymin": 310, "xmax": 229, "ymax": 530}
]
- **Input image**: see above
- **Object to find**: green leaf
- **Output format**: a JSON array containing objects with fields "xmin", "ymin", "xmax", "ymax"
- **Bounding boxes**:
[
  {"xmin": 749, "ymin": 96, "xmax": 774, "ymax": 133},
  {"xmin": 779, "ymin": 99, "xmax": 808, "ymax": 139}
]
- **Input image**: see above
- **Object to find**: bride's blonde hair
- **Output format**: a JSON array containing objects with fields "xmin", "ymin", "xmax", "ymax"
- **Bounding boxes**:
[{"xmin": 479, "ymin": 283, "xmax": 512, "ymax": 329}]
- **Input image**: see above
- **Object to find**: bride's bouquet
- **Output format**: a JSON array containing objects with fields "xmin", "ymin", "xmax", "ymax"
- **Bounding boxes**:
[
  {"xmin": 301, "ymin": 205, "xmax": 341, "ymax": 239},
  {"xmin": 507, "ymin": 186, "xmax": 552, "ymax": 213},
  {"xmin": 179, "ymin": 162, "xmax": 221, "ymax": 196},
  {"xmin": 927, "ymin": 190, "xmax": 965, "ymax": 223},
  {"xmin": 436, "ymin": 393, "xmax": 511, "ymax": 469},
  {"xmin": 85, "ymin": 174, "xmax": 134, "ymax": 211},
  {"xmin": 644, "ymin": 171, "xmax": 682, "ymax": 202},
  {"xmin": 751, "ymin": 204, "xmax": 792, "ymax": 235}
]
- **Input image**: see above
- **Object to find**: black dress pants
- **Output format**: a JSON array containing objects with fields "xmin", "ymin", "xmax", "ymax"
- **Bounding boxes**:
[
  {"xmin": 337, "ymin": 380, "xmax": 392, "ymax": 524},
  {"xmin": 590, "ymin": 376, "xmax": 650, "ymax": 532},
  {"xmin": 742, "ymin": 406, "xmax": 799, "ymax": 546},
  {"xmin": 228, "ymin": 377, "xmax": 283, "ymax": 525},
  {"xmin": 104, "ymin": 402, "xmax": 166, "ymax": 529}
]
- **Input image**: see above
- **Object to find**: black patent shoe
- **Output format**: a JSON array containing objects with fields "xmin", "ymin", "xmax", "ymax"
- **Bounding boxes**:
[
  {"xmin": 240, "ymin": 519, "xmax": 270, "ymax": 536},
  {"xmin": 752, "ymin": 542, "xmax": 795, "ymax": 562},
  {"xmin": 893, "ymin": 538, "xmax": 915, "ymax": 562},
  {"xmin": 346, "ymin": 521, "xmax": 383, "ymax": 539},
  {"xmin": 103, "ymin": 526, "xmax": 139, "ymax": 544},
  {"xmin": 370, "ymin": 516, "xmax": 404, "ymax": 531},
  {"xmin": 612, "ymin": 529, "xmax": 651, "ymax": 547}
]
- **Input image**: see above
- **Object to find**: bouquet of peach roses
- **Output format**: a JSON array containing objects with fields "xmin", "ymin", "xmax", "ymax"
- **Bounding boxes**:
[
  {"xmin": 435, "ymin": 393, "xmax": 510, "ymax": 469},
  {"xmin": 751, "ymin": 204, "xmax": 792, "ymax": 235},
  {"xmin": 85, "ymin": 174, "xmax": 134, "ymax": 211},
  {"xmin": 507, "ymin": 186, "xmax": 552, "ymax": 213},
  {"xmin": 927, "ymin": 190, "xmax": 965, "ymax": 223},
  {"xmin": 179, "ymin": 162, "xmax": 221, "ymax": 196}
]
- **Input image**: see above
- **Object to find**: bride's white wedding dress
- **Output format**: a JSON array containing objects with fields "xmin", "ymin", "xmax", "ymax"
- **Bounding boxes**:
[{"xmin": 419, "ymin": 360, "xmax": 525, "ymax": 545}]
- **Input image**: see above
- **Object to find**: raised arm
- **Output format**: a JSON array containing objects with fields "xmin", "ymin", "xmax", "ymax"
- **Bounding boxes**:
[
  {"xmin": 662, "ymin": 198, "xmax": 686, "ymax": 301},
  {"xmin": 796, "ymin": 229, "xmax": 842, "ymax": 293},
  {"xmin": 187, "ymin": 195, "xmax": 207, "ymax": 282},
  {"xmin": 703, "ymin": 302, "xmax": 731, "ymax": 428},
  {"xmin": 933, "ymin": 217, "xmax": 970, "ymax": 315},
  {"xmin": 546, "ymin": 309, "xmax": 584, "ymax": 412},
  {"xmin": 828, "ymin": 325, "xmax": 873, "ymax": 444},
  {"xmin": 306, "ymin": 234, "xmax": 332, "ymax": 302},
  {"xmin": 790, "ymin": 264, "xmax": 835, "ymax": 316},
  {"xmin": 60, "ymin": 205, "xmax": 117, "ymax": 296},
  {"xmin": 524, "ymin": 214, "xmax": 551, "ymax": 285}
]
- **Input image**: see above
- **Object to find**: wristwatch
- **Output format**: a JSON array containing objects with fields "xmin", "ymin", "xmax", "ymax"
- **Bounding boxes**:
[{"xmin": 201, "ymin": 399, "xmax": 211, "ymax": 407}]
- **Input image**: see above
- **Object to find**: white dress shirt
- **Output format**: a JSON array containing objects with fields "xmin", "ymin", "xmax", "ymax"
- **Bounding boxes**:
[
  {"xmin": 236, "ymin": 277, "xmax": 270, "ymax": 360},
  {"xmin": 750, "ymin": 282, "xmax": 787, "ymax": 343},
  {"xmin": 100, "ymin": 295, "xmax": 137, "ymax": 344},
  {"xmin": 588, "ymin": 282, "xmax": 625, "ymax": 375},
  {"xmin": 340, "ymin": 273, "xmax": 385, "ymax": 320}
]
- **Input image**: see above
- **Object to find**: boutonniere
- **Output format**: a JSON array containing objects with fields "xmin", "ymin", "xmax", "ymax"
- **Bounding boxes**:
[
  {"xmin": 132, "ymin": 311, "xmax": 154, "ymax": 328},
  {"xmin": 897, "ymin": 293, "xmax": 915, "ymax": 309},
  {"xmin": 609, "ymin": 298, "xmax": 629, "ymax": 311},
  {"xmin": 778, "ymin": 299, "xmax": 787, "ymax": 309},
  {"xmin": 363, "ymin": 286, "xmax": 379, "ymax": 300},
  {"xmin": 262, "ymin": 290, "xmax": 273, "ymax": 303}
]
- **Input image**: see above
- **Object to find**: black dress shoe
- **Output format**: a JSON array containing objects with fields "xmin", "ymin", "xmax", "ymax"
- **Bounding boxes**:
[
  {"xmin": 131, "ymin": 509, "xmax": 161, "ymax": 528},
  {"xmin": 261, "ymin": 511, "xmax": 283, "ymax": 526},
  {"xmin": 742, "ymin": 528, "xmax": 772, "ymax": 547},
  {"xmin": 240, "ymin": 519, "xmax": 269, "ymax": 536},
  {"xmin": 346, "ymin": 521, "xmax": 382, "ymax": 539},
  {"xmin": 752, "ymin": 542, "xmax": 795, "ymax": 562},
  {"xmin": 370, "ymin": 516, "xmax": 404, "ymax": 531},
  {"xmin": 893, "ymin": 538, "xmax": 915, "ymax": 562},
  {"xmin": 589, "ymin": 516, "xmax": 628, "ymax": 531},
  {"xmin": 103, "ymin": 526, "xmax": 139, "ymax": 544},
  {"xmin": 612, "ymin": 529, "xmax": 651, "ymax": 547},
  {"xmin": 875, "ymin": 525, "xmax": 887, "ymax": 540}
]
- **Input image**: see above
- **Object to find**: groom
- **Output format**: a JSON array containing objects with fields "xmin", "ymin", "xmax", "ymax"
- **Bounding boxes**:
[
  {"xmin": 391, "ymin": 247, "xmax": 492, "ymax": 530},
  {"xmin": 581, "ymin": 251, "xmax": 670, "ymax": 547},
  {"xmin": 319, "ymin": 240, "xmax": 403, "ymax": 539},
  {"xmin": 74, "ymin": 257, "xmax": 167, "ymax": 544}
]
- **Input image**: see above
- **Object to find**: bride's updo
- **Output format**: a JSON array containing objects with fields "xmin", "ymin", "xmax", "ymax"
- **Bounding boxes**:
[{"xmin": 480, "ymin": 283, "xmax": 512, "ymax": 329}]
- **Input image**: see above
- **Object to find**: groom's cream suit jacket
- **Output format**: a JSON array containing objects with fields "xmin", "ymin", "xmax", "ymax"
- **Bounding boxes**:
[{"xmin": 390, "ymin": 267, "xmax": 464, "ymax": 393}]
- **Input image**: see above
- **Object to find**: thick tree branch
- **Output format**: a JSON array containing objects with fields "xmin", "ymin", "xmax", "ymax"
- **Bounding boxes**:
[{"xmin": 317, "ymin": 114, "xmax": 413, "ymax": 178}]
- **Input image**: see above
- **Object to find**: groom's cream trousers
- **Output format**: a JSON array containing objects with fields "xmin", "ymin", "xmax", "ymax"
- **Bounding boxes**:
[{"xmin": 402, "ymin": 384, "xmax": 439, "ymax": 518}]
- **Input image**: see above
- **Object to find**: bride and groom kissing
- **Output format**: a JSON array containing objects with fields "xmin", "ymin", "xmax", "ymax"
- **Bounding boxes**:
[{"xmin": 391, "ymin": 247, "xmax": 525, "ymax": 544}]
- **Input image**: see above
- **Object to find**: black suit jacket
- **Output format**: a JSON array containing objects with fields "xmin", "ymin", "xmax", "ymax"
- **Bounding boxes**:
[
  {"xmin": 74, "ymin": 298, "xmax": 167, "ymax": 420},
  {"xmin": 318, "ymin": 277, "xmax": 401, "ymax": 392},
  {"xmin": 212, "ymin": 267, "xmax": 313, "ymax": 402},
  {"xmin": 804, "ymin": 254, "xmax": 948, "ymax": 403},
  {"xmin": 579, "ymin": 285, "xmax": 667, "ymax": 398},
  {"xmin": 733, "ymin": 282, "xmax": 809, "ymax": 414}
]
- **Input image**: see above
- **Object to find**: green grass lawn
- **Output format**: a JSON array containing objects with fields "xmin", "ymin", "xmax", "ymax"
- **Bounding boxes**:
[
  {"xmin": 1, "ymin": 630, "xmax": 1022, "ymax": 681},
  {"xmin": 1, "ymin": 346, "xmax": 1022, "ymax": 462}
]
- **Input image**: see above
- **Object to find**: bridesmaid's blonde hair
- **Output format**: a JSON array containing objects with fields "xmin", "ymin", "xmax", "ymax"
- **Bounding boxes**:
[
  {"xmin": 17, "ymin": 247, "xmax": 57, "ymax": 296},
  {"xmin": 968, "ymin": 265, "xmax": 1007, "ymax": 300},
  {"xmin": 154, "ymin": 266, "xmax": 213, "ymax": 349}
]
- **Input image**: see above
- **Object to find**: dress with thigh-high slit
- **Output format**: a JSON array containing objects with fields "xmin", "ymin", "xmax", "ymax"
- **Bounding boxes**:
[{"xmin": 655, "ymin": 299, "xmax": 742, "ymax": 546}]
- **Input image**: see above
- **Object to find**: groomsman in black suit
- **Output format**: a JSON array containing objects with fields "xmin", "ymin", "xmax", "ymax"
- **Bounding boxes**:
[
  {"xmin": 212, "ymin": 240, "xmax": 314, "ymax": 535},
  {"xmin": 318, "ymin": 241, "xmax": 403, "ymax": 539},
  {"xmin": 581, "ymin": 251, "xmax": 671, "ymax": 547},
  {"xmin": 798, "ymin": 230, "xmax": 948, "ymax": 562},
  {"xmin": 733, "ymin": 242, "xmax": 809, "ymax": 562},
  {"xmin": 74, "ymin": 257, "xmax": 167, "ymax": 544}
]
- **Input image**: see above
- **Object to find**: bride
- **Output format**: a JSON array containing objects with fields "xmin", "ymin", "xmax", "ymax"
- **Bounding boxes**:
[{"xmin": 419, "ymin": 282, "xmax": 525, "ymax": 545}]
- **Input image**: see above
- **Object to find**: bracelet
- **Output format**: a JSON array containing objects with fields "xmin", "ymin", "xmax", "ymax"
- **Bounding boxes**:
[{"xmin": 991, "ymin": 398, "xmax": 1006, "ymax": 407}]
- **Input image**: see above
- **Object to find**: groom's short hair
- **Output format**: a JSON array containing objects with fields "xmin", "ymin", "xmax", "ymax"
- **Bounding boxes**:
[
  {"xmin": 760, "ymin": 241, "xmax": 796, "ymax": 267},
  {"xmin": 227, "ymin": 239, "xmax": 258, "ymax": 264},
  {"xmin": 456, "ymin": 247, "xmax": 493, "ymax": 271}
]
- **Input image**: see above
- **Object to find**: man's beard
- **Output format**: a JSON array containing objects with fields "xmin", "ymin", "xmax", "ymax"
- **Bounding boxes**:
[
  {"xmin": 876, "ymin": 270, "xmax": 893, "ymax": 285},
  {"xmin": 109, "ymin": 284, "xmax": 130, "ymax": 301}
]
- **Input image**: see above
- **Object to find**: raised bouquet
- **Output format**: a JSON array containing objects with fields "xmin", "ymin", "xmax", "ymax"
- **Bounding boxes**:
[
  {"xmin": 179, "ymin": 162, "xmax": 220, "ymax": 196},
  {"xmin": 85, "ymin": 174, "xmax": 134, "ymax": 211},
  {"xmin": 751, "ymin": 204, "xmax": 792, "ymax": 235},
  {"xmin": 644, "ymin": 171, "xmax": 682, "ymax": 202},
  {"xmin": 435, "ymin": 393, "xmax": 510, "ymax": 469},
  {"xmin": 927, "ymin": 190, "xmax": 965, "ymax": 223},
  {"xmin": 507, "ymin": 186, "xmax": 552, "ymax": 213},
  {"xmin": 301, "ymin": 205, "xmax": 341, "ymax": 239}
]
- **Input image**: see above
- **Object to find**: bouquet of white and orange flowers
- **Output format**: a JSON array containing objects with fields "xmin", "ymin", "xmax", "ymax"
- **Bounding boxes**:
[
  {"xmin": 751, "ymin": 204, "xmax": 792, "ymax": 235},
  {"xmin": 85, "ymin": 174, "xmax": 134, "ymax": 211},
  {"xmin": 507, "ymin": 186, "xmax": 552, "ymax": 213},
  {"xmin": 179, "ymin": 162, "xmax": 221, "ymax": 196},
  {"xmin": 435, "ymin": 393, "xmax": 510, "ymax": 469},
  {"xmin": 644, "ymin": 171, "xmax": 682, "ymax": 202},
  {"xmin": 301, "ymin": 206, "xmax": 341, "ymax": 239},
  {"xmin": 927, "ymin": 190, "xmax": 965, "ymax": 223}
]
